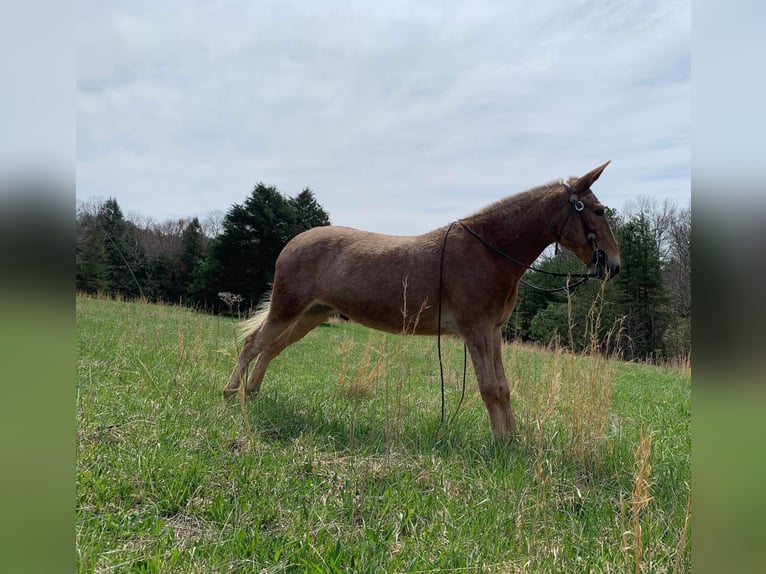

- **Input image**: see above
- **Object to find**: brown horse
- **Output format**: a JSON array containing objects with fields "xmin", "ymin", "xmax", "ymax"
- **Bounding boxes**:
[{"xmin": 224, "ymin": 162, "xmax": 621, "ymax": 439}]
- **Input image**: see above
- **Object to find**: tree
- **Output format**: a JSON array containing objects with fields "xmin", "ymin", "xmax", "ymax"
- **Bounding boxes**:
[
  {"xmin": 664, "ymin": 204, "xmax": 691, "ymax": 318},
  {"xmin": 519, "ymin": 255, "xmax": 624, "ymax": 354},
  {"xmin": 505, "ymin": 250, "xmax": 585, "ymax": 342},
  {"xmin": 509, "ymin": 202, "xmax": 690, "ymax": 362},
  {"xmin": 75, "ymin": 198, "xmax": 146, "ymax": 299},
  {"xmin": 611, "ymin": 214, "xmax": 668, "ymax": 360},
  {"xmin": 289, "ymin": 188, "xmax": 331, "ymax": 231},
  {"xmin": 623, "ymin": 196, "xmax": 677, "ymax": 261},
  {"xmin": 196, "ymin": 184, "xmax": 333, "ymax": 312},
  {"xmin": 180, "ymin": 218, "xmax": 205, "ymax": 283},
  {"xmin": 176, "ymin": 218, "xmax": 207, "ymax": 305},
  {"xmin": 201, "ymin": 184, "xmax": 302, "ymax": 311},
  {"xmin": 661, "ymin": 204, "xmax": 691, "ymax": 358},
  {"xmin": 95, "ymin": 199, "xmax": 145, "ymax": 298},
  {"xmin": 202, "ymin": 210, "xmax": 225, "ymax": 238},
  {"xmin": 75, "ymin": 187, "xmax": 329, "ymax": 309},
  {"xmin": 76, "ymin": 211, "xmax": 110, "ymax": 294}
]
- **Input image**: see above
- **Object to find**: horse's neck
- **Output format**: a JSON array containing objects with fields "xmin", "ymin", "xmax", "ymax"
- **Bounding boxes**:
[{"xmin": 466, "ymin": 189, "xmax": 558, "ymax": 266}]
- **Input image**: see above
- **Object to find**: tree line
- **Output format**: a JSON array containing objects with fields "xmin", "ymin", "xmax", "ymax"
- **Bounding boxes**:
[
  {"xmin": 76, "ymin": 184, "xmax": 689, "ymax": 361},
  {"xmin": 507, "ymin": 200, "xmax": 690, "ymax": 361},
  {"xmin": 75, "ymin": 184, "xmax": 330, "ymax": 313}
]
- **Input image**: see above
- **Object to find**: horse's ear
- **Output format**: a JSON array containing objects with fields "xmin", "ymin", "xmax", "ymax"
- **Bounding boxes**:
[{"xmin": 573, "ymin": 161, "xmax": 610, "ymax": 194}]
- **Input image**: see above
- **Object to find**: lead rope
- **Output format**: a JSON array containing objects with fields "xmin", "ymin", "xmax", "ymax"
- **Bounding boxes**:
[
  {"xmin": 457, "ymin": 220, "xmax": 593, "ymax": 294},
  {"xmin": 457, "ymin": 220, "xmax": 594, "ymax": 279},
  {"xmin": 437, "ymin": 222, "xmax": 468, "ymax": 426},
  {"xmin": 437, "ymin": 199, "xmax": 597, "ymax": 425}
]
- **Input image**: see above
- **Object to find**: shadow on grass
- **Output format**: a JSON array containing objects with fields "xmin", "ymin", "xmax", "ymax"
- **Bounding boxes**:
[
  {"xmin": 238, "ymin": 387, "xmax": 541, "ymax": 471},
  {"xmin": 230, "ymin": 381, "xmax": 639, "ymax": 494}
]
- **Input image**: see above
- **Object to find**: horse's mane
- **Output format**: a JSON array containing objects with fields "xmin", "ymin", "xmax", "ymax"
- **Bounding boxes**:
[{"xmin": 466, "ymin": 179, "xmax": 565, "ymax": 220}]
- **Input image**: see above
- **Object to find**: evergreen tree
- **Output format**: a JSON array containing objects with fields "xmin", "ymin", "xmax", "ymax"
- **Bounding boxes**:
[
  {"xmin": 95, "ymin": 198, "xmax": 145, "ymax": 298},
  {"xmin": 76, "ymin": 213, "xmax": 110, "ymax": 293},
  {"xmin": 518, "ymin": 251, "xmax": 623, "ymax": 353},
  {"xmin": 75, "ymin": 198, "xmax": 146, "ymax": 298},
  {"xmin": 178, "ymin": 217, "xmax": 206, "ymax": 303},
  {"xmin": 505, "ymin": 250, "xmax": 581, "ymax": 342},
  {"xmin": 611, "ymin": 214, "xmax": 667, "ymax": 359},
  {"xmin": 144, "ymin": 253, "xmax": 175, "ymax": 302},
  {"xmin": 197, "ymin": 184, "xmax": 333, "ymax": 312},
  {"xmin": 204, "ymin": 184, "xmax": 298, "ymax": 311},
  {"xmin": 289, "ymin": 188, "xmax": 331, "ymax": 232}
]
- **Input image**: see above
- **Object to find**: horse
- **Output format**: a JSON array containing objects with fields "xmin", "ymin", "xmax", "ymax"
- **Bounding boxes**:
[{"xmin": 224, "ymin": 162, "xmax": 621, "ymax": 439}]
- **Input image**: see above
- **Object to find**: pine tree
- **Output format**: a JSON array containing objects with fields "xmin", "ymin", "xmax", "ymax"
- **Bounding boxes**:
[
  {"xmin": 178, "ymin": 217, "xmax": 205, "ymax": 302},
  {"xmin": 511, "ymin": 207, "xmax": 626, "ymax": 354},
  {"xmin": 204, "ymin": 184, "xmax": 297, "ymax": 311},
  {"xmin": 289, "ymin": 188, "xmax": 331, "ymax": 232},
  {"xmin": 75, "ymin": 198, "xmax": 146, "ymax": 298},
  {"xmin": 198, "ymin": 184, "xmax": 333, "ymax": 312},
  {"xmin": 75, "ymin": 213, "xmax": 110, "ymax": 293},
  {"xmin": 612, "ymin": 215, "xmax": 667, "ymax": 359}
]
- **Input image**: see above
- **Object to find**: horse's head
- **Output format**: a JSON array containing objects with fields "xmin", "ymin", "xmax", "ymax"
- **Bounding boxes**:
[{"xmin": 557, "ymin": 161, "xmax": 621, "ymax": 280}]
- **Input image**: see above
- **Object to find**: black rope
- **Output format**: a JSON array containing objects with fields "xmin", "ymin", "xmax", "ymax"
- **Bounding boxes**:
[
  {"xmin": 446, "ymin": 342, "xmax": 468, "ymax": 427},
  {"xmin": 520, "ymin": 275, "xmax": 589, "ymax": 294},
  {"xmin": 437, "ymin": 222, "xmax": 454, "ymax": 424},
  {"xmin": 437, "ymin": 222, "xmax": 469, "ymax": 426},
  {"xmin": 457, "ymin": 220, "xmax": 595, "ymax": 279},
  {"xmin": 436, "ymin": 196, "xmax": 599, "ymax": 425},
  {"xmin": 457, "ymin": 220, "xmax": 597, "ymax": 294}
]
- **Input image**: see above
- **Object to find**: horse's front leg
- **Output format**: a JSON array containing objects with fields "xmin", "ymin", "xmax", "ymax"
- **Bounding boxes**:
[{"xmin": 465, "ymin": 327, "xmax": 517, "ymax": 440}]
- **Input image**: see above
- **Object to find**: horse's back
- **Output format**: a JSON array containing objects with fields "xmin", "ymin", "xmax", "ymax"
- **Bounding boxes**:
[
  {"xmin": 280, "ymin": 225, "xmax": 437, "ymax": 267},
  {"xmin": 272, "ymin": 225, "xmax": 443, "ymax": 332}
]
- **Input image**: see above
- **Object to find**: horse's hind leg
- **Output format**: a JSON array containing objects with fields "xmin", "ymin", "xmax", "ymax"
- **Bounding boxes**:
[
  {"xmin": 243, "ymin": 311, "xmax": 331, "ymax": 395},
  {"xmin": 223, "ymin": 313, "xmax": 299, "ymax": 400},
  {"xmin": 223, "ymin": 327, "xmax": 263, "ymax": 400}
]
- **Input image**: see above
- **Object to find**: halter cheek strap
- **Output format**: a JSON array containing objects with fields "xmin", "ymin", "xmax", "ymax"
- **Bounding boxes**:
[{"xmin": 562, "ymin": 182, "xmax": 598, "ymax": 251}]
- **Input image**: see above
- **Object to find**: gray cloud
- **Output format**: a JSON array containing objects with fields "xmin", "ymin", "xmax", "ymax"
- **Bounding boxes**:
[{"xmin": 77, "ymin": 0, "xmax": 690, "ymax": 234}]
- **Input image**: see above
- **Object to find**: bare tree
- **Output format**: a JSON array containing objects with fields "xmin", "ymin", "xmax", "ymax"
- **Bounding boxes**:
[
  {"xmin": 623, "ymin": 195, "xmax": 678, "ymax": 261},
  {"xmin": 202, "ymin": 209, "xmax": 224, "ymax": 238},
  {"xmin": 623, "ymin": 195, "xmax": 690, "ymax": 313},
  {"xmin": 665, "ymin": 203, "xmax": 691, "ymax": 317}
]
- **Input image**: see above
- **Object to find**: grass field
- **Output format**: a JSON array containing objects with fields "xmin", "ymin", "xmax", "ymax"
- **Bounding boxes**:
[{"xmin": 76, "ymin": 296, "xmax": 690, "ymax": 573}]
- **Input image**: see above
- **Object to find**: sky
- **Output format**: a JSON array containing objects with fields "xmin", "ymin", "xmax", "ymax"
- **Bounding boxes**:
[{"xmin": 76, "ymin": 0, "xmax": 690, "ymax": 235}]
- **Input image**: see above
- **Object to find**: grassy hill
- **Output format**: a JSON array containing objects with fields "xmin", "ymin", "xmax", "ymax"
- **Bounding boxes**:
[{"xmin": 76, "ymin": 296, "xmax": 690, "ymax": 572}]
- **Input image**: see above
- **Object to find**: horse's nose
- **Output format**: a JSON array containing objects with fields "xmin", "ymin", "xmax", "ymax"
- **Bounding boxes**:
[{"xmin": 610, "ymin": 263, "xmax": 621, "ymax": 277}]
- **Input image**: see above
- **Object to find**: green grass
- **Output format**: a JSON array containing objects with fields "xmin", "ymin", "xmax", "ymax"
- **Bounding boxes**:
[{"xmin": 77, "ymin": 296, "xmax": 690, "ymax": 573}]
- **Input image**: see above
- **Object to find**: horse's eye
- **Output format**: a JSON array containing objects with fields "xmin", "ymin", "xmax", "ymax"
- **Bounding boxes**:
[{"xmin": 594, "ymin": 208, "xmax": 605, "ymax": 216}]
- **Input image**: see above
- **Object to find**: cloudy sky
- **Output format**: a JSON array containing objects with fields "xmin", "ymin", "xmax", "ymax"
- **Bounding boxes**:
[{"xmin": 77, "ymin": 0, "xmax": 689, "ymax": 235}]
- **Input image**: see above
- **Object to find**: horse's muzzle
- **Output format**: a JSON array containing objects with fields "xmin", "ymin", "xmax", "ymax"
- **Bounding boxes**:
[{"xmin": 589, "ymin": 249, "xmax": 620, "ymax": 280}]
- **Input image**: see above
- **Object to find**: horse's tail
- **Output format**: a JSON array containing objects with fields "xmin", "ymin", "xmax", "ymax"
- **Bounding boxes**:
[{"xmin": 238, "ymin": 295, "xmax": 271, "ymax": 342}]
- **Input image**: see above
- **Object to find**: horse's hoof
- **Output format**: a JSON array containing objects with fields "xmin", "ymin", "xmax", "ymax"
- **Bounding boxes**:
[{"xmin": 222, "ymin": 388, "xmax": 238, "ymax": 401}]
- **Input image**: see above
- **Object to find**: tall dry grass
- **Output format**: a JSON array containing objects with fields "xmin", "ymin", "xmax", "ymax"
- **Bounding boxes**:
[
  {"xmin": 334, "ymin": 278, "xmax": 433, "ymax": 447},
  {"xmin": 621, "ymin": 427, "xmax": 653, "ymax": 573},
  {"xmin": 336, "ymin": 332, "xmax": 386, "ymax": 400},
  {"xmin": 514, "ymin": 280, "xmax": 624, "ymax": 474}
]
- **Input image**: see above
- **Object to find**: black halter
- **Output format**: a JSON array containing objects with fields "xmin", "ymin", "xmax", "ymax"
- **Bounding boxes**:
[
  {"xmin": 561, "ymin": 181, "xmax": 607, "ymax": 274},
  {"xmin": 561, "ymin": 182, "xmax": 596, "ymax": 250}
]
